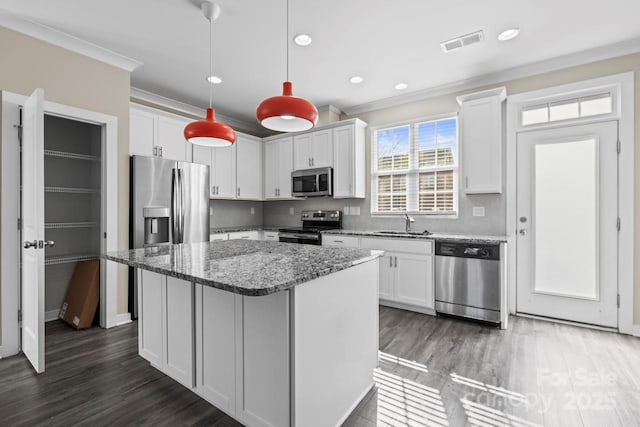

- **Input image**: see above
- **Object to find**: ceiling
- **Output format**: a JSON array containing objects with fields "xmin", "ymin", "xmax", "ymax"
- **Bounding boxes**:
[{"xmin": 3, "ymin": 0, "xmax": 640, "ymax": 127}]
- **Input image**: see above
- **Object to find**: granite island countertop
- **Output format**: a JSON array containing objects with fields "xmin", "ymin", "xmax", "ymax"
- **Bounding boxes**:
[
  {"xmin": 322, "ymin": 229, "xmax": 507, "ymax": 244},
  {"xmin": 104, "ymin": 240, "xmax": 383, "ymax": 296}
]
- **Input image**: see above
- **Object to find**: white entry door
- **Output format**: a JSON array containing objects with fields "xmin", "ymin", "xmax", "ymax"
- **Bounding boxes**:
[
  {"xmin": 21, "ymin": 89, "xmax": 46, "ymax": 373},
  {"xmin": 516, "ymin": 121, "xmax": 618, "ymax": 328}
]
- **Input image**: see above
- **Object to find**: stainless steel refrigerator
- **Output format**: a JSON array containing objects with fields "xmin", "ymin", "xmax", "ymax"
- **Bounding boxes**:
[{"xmin": 129, "ymin": 155, "xmax": 210, "ymax": 317}]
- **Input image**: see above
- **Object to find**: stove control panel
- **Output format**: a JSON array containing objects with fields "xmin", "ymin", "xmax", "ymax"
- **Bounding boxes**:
[{"xmin": 301, "ymin": 210, "xmax": 342, "ymax": 221}]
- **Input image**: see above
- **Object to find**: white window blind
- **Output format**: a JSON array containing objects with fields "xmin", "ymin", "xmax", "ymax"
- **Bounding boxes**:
[{"xmin": 372, "ymin": 116, "xmax": 458, "ymax": 214}]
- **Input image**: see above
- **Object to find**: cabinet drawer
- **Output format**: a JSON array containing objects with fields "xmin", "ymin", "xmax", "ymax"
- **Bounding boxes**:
[
  {"xmin": 322, "ymin": 235, "xmax": 360, "ymax": 248},
  {"xmin": 360, "ymin": 237, "xmax": 433, "ymax": 255},
  {"xmin": 210, "ymin": 233, "xmax": 228, "ymax": 241},
  {"xmin": 228, "ymin": 231, "xmax": 260, "ymax": 240},
  {"xmin": 263, "ymin": 231, "xmax": 279, "ymax": 241}
]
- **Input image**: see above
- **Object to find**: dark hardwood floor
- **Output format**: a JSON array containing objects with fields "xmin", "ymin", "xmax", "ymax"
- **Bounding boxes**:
[{"xmin": 1, "ymin": 307, "xmax": 639, "ymax": 426}]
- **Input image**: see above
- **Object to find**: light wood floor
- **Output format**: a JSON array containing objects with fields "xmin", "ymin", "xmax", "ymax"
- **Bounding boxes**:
[{"xmin": 1, "ymin": 307, "xmax": 639, "ymax": 426}]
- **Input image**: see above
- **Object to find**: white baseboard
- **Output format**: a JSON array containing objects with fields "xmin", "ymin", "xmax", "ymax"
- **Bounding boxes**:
[
  {"xmin": 45, "ymin": 309, "xmax": 60, "ymax": 322},
  {"xmin": 633, "ymin": 325, "xmax": 640, "ymax": 338},
  {"xmin": 116, "ymin": 313, "xmax": 132, "ymax": 326}
]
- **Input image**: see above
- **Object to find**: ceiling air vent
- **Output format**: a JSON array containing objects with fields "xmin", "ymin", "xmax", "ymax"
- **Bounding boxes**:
[{"xmin": 440, "ymin": 30, "xmax": 484, "ymax": 53}]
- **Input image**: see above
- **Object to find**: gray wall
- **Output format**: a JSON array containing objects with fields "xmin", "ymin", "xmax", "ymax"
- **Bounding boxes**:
[
  {"xmin": 262, "ymin": 192, "xmax": 505, "ymax": 234},
  {"xmin": 209, "ymin": 199, "xmax": 263, "ymax": 229}
]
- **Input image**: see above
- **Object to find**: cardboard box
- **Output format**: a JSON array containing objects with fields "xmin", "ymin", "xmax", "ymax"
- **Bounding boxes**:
[{"xmin": 59, "ymin": 260, "xmax": 100, "ymax": 329}]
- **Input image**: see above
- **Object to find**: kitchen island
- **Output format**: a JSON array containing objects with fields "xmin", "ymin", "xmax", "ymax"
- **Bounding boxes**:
[{"xmin": 104, "ymin": 240, "xmax": 382, "ymax": 427}]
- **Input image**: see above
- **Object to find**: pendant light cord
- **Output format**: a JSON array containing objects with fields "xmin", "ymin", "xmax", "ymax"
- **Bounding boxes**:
[
  {"xmin": 209, "ymin": 15, "xmax": 213, "ymax": 109},
  {"xmin": 286, "ymin": 0, "xmax": 289, "ymax": 82}
]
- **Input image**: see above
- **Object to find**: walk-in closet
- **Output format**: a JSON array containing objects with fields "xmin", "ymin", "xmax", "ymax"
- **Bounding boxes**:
[{"xmin": 42, "ymin": 114, "xmax": 102, "ymax": 323}]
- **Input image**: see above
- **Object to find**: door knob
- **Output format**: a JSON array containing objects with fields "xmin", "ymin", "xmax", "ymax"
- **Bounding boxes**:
[
  {"xmin": 44, "ymin": 240, "xmax": 55, "ymax": 247},
  {"xmin": 519, "ymin": 229, "xmax": 528, "ymax": 236},
  {"xmin": 23, "ymin": 240, "xmax": 38, "ymax": 249}
]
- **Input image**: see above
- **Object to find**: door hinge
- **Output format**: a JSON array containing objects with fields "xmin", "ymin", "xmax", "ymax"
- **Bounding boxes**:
[
  {"xmin": 14, "ymin": 124, "xmax": 23, "ymax": 143},
  {"xmin": 617, "ymin": 294, "xmax": 620, "ymax": 308},
  {"xmin": 17, "ymin": 218, "xmax": 22, "ymax": 230},
  {"xmin": 617, "ymin": 217, "xmax": 621, "ymax": 231},
  {"xmin": 18, "ymin": 309, "xmax": 22, "ymax": 322},
  {"xmin": 617, "ymin": 140, "xmax": 621, "ymax": 154},
  {"xmin": 104, "ymin": 232, "xmax": 107, "ymax": 239}
]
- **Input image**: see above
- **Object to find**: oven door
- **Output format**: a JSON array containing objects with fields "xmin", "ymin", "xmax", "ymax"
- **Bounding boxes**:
[{"xmin": 279, "ymin": 232, "xmax": 321, "ymax": 245}]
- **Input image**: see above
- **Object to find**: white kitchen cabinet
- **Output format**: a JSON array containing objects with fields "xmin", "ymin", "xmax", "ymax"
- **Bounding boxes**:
[
  {"xmin": 262, "ymin": 231, "xmax": 279, "ymax": 241},
  {"xmin": 332, "ymin": 122, "xmax": 366, "ymax": 198},
  {"xmin": 192, "ymin": 143, "xmax": 237, "ymax": 199},
  {"xmin": 457, "ymin": 87, "xmax": 506, "ymax": 194},
  {"xmin": 210, "ymin": 232, "xmax": 229, "ymax": 241},
  {"xmin": 130, "ymin": 104, "xmax": 190, "ymax": 161},
  {"xmin": 195, "ymin": 284, "xmax": 237, "ymax": 414},
  {"xmin": 236, "ymin": 135, "xmax": 262, "ymax": 200},
  {"xmin": 293, "ymin": 129, "xmax": 332, "ymax": 170},
  {"xmin": 359, "ymin": 237, "xmax": 435, "ymax": 311},
  {"xmin": 264, "ymin": 136, "xmax": 293, "ymax": 199},
  {"xmin": 138, "ymin": 270, "xmax": 163, "ymax": 367},
  {"xmin": 228, "ymin": 231, "xmax": 261, "ymax": 241},
  {"xmin": 322, "ymin": 234, "xmax": 360, "ymax": 248},
  {"xmin": 137, "ymin": 270, "xmax": 195, "ymax": 388},
  {"xmin": 164, "ymin": 276, "xmax": 195, "ymax": 388}
]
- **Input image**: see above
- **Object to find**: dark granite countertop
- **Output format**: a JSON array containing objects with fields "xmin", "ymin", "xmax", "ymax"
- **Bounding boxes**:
[
  {"xmin": 210, "ymin": 226, "xmax": 280, "ymax": 234},
  {"xmin": 322, "ymin": 229, "xmax": 507, "ymax": 244},
  {"xmin": 104, "ymin": 240, "xmax": 383, "ymax": 296}
]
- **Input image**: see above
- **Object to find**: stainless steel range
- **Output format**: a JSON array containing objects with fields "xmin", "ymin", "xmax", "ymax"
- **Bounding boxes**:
[{"xmin": 279, "ymin": 210, "xmax": 342, "ymax": 245}]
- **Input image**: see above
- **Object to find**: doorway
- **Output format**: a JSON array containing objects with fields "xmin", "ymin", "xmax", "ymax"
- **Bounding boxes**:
[
  {"xmin": 516, "ymin": 121, "xmax": 619, "ymax": 327},
  {"xmin": 0, "ymin": 89, "xmax": 119, "ymax": 371}
]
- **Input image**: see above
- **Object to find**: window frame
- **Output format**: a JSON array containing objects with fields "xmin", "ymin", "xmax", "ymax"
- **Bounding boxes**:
[{"xmin": 371, "ymin": 113, "xmax": 459, "ymax": 217}]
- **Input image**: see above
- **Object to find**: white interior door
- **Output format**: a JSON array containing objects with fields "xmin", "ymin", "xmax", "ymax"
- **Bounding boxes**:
[
  {"xmin": 516, "ymin": 121, "xmax": 618, "ymax": 327},
  {"xmin": 21, "ymin": 88, "xmax": 46, "ymax": 373}
]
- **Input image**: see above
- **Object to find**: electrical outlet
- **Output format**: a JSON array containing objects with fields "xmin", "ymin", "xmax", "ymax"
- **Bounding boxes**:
[
  {"xmin": 473, "ymin": 206, "xmax": 485, "ymax": 217},
  {"xmin": 289, "ymin": 207, "xmax": 295, "ymax": 215},
  {"xmin": 351, "ymin": 206, "xmax": 361, "ymax": 215},
  {"xmin": 250, "ymin": 207, "xmax": 255, "ymax": 215},
  {"xmin": 209, "ymin": 207, "xmax": 214, "ymax": 215},
  {"xmin": 344, "ymin": 206, "xmax": 351, "ymax": 215}
]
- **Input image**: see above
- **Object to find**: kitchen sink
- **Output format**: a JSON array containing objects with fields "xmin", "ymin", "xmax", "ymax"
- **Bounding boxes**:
[{"xmin": 377, "ymin": 230, "xmax": 432, "ymax": 236}]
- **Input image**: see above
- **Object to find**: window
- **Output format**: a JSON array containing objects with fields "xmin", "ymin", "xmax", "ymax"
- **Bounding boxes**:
[
  {"xmin": 521, "ymin": 92, "xmax": 613, "ymax": 126},
  {"xmin": 372, "ymin": 116, "xmax": 458, "ymax": 215}
]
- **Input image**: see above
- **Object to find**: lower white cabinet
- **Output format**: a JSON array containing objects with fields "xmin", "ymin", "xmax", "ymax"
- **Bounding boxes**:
[
  {"xmin": 327, "ymin": 235, "xmax": 436, "ymax": 312},
  {"xmin": 138, "ymin": 270, "xmax": 194, "ymax": 388},
  {"xmin": 262, "ymin": 231, "xmax": 279, "ymax": 241},
  {"xmin": 228, "ymin": 231, "xmax": 261, "ymax": 241},
  {"xmin": 195, "ymin": 285, "xmax": 237, "ymax": 413}
]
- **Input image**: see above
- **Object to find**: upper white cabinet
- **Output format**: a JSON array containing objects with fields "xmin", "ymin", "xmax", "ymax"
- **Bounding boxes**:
[
  {"xmin": 236, "ymin": 135, "xmax": 262, "ymax": 200},
  {"xmin": 192, "ymin": 144, "xmax": 237, "ymax": 199},
  {"xmin": 130, "ymin": 104, "xmax": 190, "ymax": 162},
  {"xmin": 457, "ymin": 87, "xmax": 506, "ymax": 194},
  {"xmin": 263, "ymin": 136, "xmax": 293, "ymax": 199},
  {"xmin": 332, "ymin": 122, "xmax": 366, "ymax": 198},
  {"xmin": 293, "ymin": 128, "xmax": 333, "ymax": 170}
]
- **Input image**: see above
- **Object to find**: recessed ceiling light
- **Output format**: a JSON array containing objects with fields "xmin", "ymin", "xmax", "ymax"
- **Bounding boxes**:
[
  {"xmin": 394, "ymin": 83, "xmax": 408, "ymax": 90},
  {"xmin": 349, "ymin": 76, "xmax": 364, "ymax": 84},
  {"xmin": 294, "ymin": 34, "xmax": 312, "ymax": 46},
  {"xmin": 207, "ymin": 75, "xmax": 222, "ymax": 84},
  {"xmin": 497, "ymin": 28, "xmax": 520, "ymax": 41}
]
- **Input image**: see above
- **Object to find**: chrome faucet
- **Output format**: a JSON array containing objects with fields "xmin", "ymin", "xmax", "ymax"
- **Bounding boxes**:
[{"xmin": 405, "ymin": 213, "xmax": 415, "ymax": 233}]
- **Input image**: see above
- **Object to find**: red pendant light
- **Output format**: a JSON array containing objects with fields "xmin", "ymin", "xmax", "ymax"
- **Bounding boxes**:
[
  {"xmin": 256, "ymin": 0, "xmax": 318, "ymax": 132},
  {"xmin": 184, "ymin": 2, "xmax": 236, "ymax": 147}
]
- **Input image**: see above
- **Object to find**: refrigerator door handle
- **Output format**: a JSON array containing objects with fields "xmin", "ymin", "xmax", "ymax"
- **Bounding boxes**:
[
  {"xmin": 172, "ymin": 168, "xmax": 184, "ymax": 243},
  {"xmin": 178, "ymin": 168, "xmax": 185, "ymax": 243}
]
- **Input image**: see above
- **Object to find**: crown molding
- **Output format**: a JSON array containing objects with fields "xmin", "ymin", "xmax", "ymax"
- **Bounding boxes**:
[
  {"xmin": 0, "ymin": 8, "xmax": 142, "ymax": 72},
  {"xmin": 130, "ymin": 87, "xmax": 266, "ymax": 136},
  {"xmin": 317, "ymin": 104, "xmax": 343, "ymax": 115},
  {"xmin": 342, "ymin": 37, "xmax": 640, "ymax": 116}
]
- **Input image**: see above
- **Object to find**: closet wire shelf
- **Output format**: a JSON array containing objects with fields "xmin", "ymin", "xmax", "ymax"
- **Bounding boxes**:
[
  {"xmin": 45, "ymin": 222, "xmax": 99, "ymax": 229},
  {"xmin": 45, "ymin": 253, "xmax": 101, "ymax": 266},
  {"xmin": 44, "ymin": 186, "xmax": 99, "ymax": 194},
  {"xmin": 44, "ymin": 149, "xmax": 100, "ymax": 162}
]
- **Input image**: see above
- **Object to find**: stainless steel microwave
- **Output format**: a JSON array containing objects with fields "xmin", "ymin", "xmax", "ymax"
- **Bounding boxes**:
[{"xmin": 292, "ymin": 167, "xmax": 333, "ymax": 197}]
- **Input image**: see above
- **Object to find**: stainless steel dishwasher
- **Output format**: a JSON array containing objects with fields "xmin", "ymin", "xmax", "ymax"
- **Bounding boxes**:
[{"xmin": 435, "ymin": 241, "xmax": 501, "ymax": 325}]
